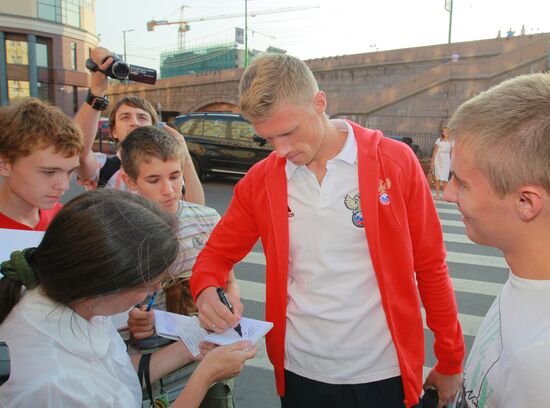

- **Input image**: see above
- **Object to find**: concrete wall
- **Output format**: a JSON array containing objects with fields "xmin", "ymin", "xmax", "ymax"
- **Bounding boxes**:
[{"xmin": 108, "ymin": 34, "xmax": 550, "ymax": 156}]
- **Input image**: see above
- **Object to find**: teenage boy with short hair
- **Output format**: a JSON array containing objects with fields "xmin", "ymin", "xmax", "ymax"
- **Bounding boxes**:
[
  {"xmin": 0, "ymin": 98, "xmax": 83, "ymax": 230},
  {"xmin": 74, "ymin": 47, "xmax": 204, "ymax": 204},
  {"xmin": 120, "ymin": 125, "xmax": 238, "ymax": 406},
  {"xmin": 445, "ymin": 73, "xmax": 550, "ymax": 407}
]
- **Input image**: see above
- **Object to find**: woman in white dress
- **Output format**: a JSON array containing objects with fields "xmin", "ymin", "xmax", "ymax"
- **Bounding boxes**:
[
  {"xmin": 431, "ymin": 127, "xmax": 453, "ymax": 200},
  {"xmin": 0, "ymin": 189, "xmax": 256, "ymax": 408}
]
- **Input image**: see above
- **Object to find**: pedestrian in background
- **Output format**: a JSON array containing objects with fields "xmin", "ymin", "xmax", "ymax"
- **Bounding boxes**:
[{"xmin": 431, "ymin": 127, "xmax": 453, "ymax": 200}]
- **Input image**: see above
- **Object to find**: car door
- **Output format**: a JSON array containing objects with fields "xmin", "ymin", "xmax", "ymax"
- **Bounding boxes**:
[
  {"xmin": 227, "ymin": 119, "xmax": 272, "ymax": 173},
  {"xmin": 177, "ymin": 116, "xmax": 230, "ymax": 172}
]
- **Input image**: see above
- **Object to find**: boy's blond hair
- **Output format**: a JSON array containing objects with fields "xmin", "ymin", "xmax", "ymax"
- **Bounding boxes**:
[
  {"xmin": 109, "ymin": 96, "xmax": 159, "ymax": 134},
  {"xmin": 239, "ymin": 53, "xmax": 319, "ymax": 119},
  {"xmin": 448, "ymin": 73, "xmax": 550, "ymax": 196},
  {"xmin": 120, "ymin": 126, "xmax": 182, "ymax": 180},
  {"xmin": 0, "ymin": 98, "xmax": 83, "ymax": 163}
]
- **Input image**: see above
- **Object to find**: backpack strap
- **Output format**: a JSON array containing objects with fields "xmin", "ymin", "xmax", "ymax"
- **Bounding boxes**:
[
  {"xmin": 137, "ymin": 353, "xmax": 154, "ymax": 403},
  {"xmin": 98, "ymin": 156, "xmax": 121, "ymax": 188}
]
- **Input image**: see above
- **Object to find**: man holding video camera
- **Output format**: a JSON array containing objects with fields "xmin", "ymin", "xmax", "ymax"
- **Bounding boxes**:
[{"xmin": 75, "ymin": 47, "xmax": 205, "ymax": 205}]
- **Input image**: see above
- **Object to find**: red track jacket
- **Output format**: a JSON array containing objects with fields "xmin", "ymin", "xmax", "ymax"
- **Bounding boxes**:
[{"xmin": 191, "ymin": 121, "xmax": 464, "ymax": 407}]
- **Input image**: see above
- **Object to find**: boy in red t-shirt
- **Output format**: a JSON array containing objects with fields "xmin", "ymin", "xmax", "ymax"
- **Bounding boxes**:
[{"xmin": 0, "ymin": 98, "xmax": 83, "ymax": 230}]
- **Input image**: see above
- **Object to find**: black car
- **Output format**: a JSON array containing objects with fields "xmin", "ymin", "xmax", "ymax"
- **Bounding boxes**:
[
  {"xmin": 386, "ymin": 135, "xmax": 421, "ymax": 157},
  {"xmin": 173, "ymin": 112, "xmax": 272, "ymax": 179}
]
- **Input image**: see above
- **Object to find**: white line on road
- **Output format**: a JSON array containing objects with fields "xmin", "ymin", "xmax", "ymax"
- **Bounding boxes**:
[
  {"xmin": 437, "ymin": 207, "xmax": 461, "ymax": 215},
  {"xmin": 440, "ymin": 219, "xmax": 465, "ymax": 227},
  {"xmin": 245, "ymin": 341, "xmax": 458, "ymax": 380},
  {"xmin": 443, "ymin": 232, "xmax": 474, "ymax": 244},
  {"xmin": 237, "ymin": 277, "xmax": 498, "ymax": 338},
  {"xmin": 237, "ymin": 276, "xmax": 502, "ymax": 304},
  {"xmin": 242, "ymin": 249, "xmax": 508, "ymax": 269}
]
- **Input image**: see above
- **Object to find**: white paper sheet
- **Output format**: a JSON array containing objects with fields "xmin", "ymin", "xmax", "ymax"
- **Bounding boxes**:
[
  {"xmin": 204, "ymin": 317, "xmax": 273, "ymax": 346},
  {"xmin": 0, "ymin": 229, "xmax": 44, "ymax": 261},
  {"xmin": 153, "ymin": 310, "xmax": 272, "ymax": 356}
]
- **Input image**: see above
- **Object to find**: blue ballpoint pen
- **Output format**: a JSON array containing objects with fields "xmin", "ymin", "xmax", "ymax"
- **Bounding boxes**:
[{"xmin": 145, "ymin": 291, "xmax": 157, "ymax": 312}]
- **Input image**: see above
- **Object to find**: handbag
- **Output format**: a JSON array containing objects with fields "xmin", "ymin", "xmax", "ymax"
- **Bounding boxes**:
[
  {"xmin": 164, "ymin": 278, "xmax": 198, "ymax": 316},
  {"xmin": 427, "ymin": 168, "xmax": 435, "ymax": 185}
]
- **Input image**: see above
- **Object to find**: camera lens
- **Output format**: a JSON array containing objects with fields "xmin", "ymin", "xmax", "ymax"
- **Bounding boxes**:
[{"xmin": 111, "ymin": 61, "xmax": 130, "ymax": 79}]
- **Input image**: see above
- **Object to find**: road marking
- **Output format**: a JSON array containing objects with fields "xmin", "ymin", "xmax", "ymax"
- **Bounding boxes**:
[
  {"xmin": 245, "ymin": 341, "xmax": 459, "ymax": 380},
  {"xmin": 243, "ymin": 315, "xmax": 484, "ymax": 372},
  {"xmin": 237, "ymin": 277, "xmax": 497, "ymax": 338},
  {"xmin": 440, "ymin": 219, "xmax": 465, "ymax": 227},
  {"xmin": 237, "ymin": 277, "xmax": 502, "ymax": 304},
  {"xmin": 451, "ymin": 277, "xmax": 503, "ymax": 297},
  {"xmin": 443, "ymin": 232, "xmax": 474, "ymax": 244},
  {"xmin": 446, "ymin": 251, "xmax": 508, "ymax": 268},
  {"xmin": 242, "ymin": 250, "xmax": 508, "ymax": 269},
  {"xmin": 421, "ymin": 308, "xmax": 483, "ymax": 337},
  {"xmin": 437, "ymin": 207, "xmax": 461, "ymax": 215}
]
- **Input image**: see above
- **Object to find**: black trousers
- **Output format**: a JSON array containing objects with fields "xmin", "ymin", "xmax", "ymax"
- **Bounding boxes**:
[{"xmin": 280, "ymin": 370, "xmax": 422, "ymax": 408}]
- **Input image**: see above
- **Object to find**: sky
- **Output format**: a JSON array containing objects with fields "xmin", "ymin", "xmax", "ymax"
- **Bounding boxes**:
[{"xmin": 95, "ymin": 0, "xmax": 550, "ymax": 72}]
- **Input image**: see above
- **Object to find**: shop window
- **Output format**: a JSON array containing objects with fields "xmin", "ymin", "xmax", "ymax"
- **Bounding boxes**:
[
  {"xmin": 72, "ymin": 86, "xmax": 79, "ymax": 113},
  {"xmin": 37, "ymin": 0, "xmax": 81, "ymax": 28},
  {"xmin": 71, "ymin": 42, "xmax": 77, "ymax": 70},
  {"xmin": 36, "ymin": 43, "xmax": 49, "ymax": 68},
  {"xmin": 37, "ymin": 82, "xmax": 50, "ymax": 102},
  {"xmin": 6, "ymin": 40, "xmax": 28, "ymax": 65},
  {"xmin": 8, "ymin": 80, "xmax": 30, "ymax": 100}
]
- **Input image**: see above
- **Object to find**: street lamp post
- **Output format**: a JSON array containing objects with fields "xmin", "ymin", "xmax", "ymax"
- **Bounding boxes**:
[
  {"xmin": 123, "ymin": 28, "xmax": 135, "ymax": 61},
  {"xmin": 445, "ymin": 0, "xmax": 453, "ymax": 44},
  {"xmin": 244, "ymin": 0, "xmax": 248, "ymax": 67}
]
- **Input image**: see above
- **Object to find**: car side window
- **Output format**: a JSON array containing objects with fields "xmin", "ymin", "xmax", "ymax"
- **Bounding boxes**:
[
  {"xmin": 231, "ymin": 120, "xmax": 255, "ymax": 141},
  {"xmin": 178, "ymin": 118, "xmax": 204, "ymax": 136},
  {"xmin": 203, "ymin": 119, "xmax": 227, "ymax": 138}
]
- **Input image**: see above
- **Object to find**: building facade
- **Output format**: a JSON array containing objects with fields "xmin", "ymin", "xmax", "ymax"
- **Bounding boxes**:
[{"xmin": 0, "ymin": 0, "xmax": 98, "ymax": 115}]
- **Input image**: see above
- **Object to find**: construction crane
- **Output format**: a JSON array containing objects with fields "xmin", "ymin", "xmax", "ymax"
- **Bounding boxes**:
[{"xmin": 147, "ymin": 4, "xmax": 319, "ymax": 49}]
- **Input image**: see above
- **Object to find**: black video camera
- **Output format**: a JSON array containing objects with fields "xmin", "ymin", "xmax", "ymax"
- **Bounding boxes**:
[
  {"xmin": 0, "ymin": 342, "xmax": 10, "ymax": 386},
  {"xmin": 86, "ymin": 54, "xmax": 157, "ymax": 85}
]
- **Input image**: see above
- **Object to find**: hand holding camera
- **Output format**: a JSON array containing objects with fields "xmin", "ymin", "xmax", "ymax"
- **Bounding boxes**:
[{"xmin": 86, "ymin": 49, "xmax": 157, "ymax": 85}]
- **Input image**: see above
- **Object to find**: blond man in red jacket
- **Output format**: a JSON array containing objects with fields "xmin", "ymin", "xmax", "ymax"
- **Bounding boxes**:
[{"xmin": 190, "ymin": 53, "xmax": 464, "ymax": 408}]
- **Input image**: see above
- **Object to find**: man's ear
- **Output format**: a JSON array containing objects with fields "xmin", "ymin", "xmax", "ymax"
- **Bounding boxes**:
[
  {"xmin": 122, "ymin": 172, "xmax": 138, "ymax": 191},
  {"xmin": 516, "ymin": 185, "xmax": 545, "ymax": 222},
  {"xmin": 0, "ymin": 154, "xmax": 12, "ymax": 177},
  {"xmin": 111, "ymin": 127, "xmax": 119, "ymax": 142},
  {"xmin": 312, "ymin": 91, "xmax": 327, "ymax": 113}
]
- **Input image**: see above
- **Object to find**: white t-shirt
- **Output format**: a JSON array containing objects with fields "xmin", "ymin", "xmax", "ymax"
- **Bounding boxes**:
[
  {"xmin": 283, "ymin": 119, "xmax": 400, "ymax": 384},
  {"xmin": 454, "ymin": 272, "xmax": 550, "ymax": 408},
  {"xmin": 0, "ymin": 289, "xmax": 142, "ymax": 407}
]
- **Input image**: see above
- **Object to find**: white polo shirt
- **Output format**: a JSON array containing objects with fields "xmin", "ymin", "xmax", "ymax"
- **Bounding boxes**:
[{"xmin": 284, "ymin": 120, "xmax": 400, "ymax": 384}]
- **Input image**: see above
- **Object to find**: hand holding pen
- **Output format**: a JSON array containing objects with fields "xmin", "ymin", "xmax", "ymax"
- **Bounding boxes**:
[
  {"xmin": 217, "ymin": 287, "xmax": 242, "ymax": 337},
  {"xmin": 195, "ymin": 285, "xmax": 244, "ymax": 334},
  {"xmin": 128, "ymin": 292, "xmax": 157, "ymax": 339}
]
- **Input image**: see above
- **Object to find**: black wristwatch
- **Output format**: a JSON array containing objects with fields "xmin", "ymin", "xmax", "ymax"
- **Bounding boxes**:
[{"xmin": 85, "ymin": 89, "xmax": 109, "ymax": 111}]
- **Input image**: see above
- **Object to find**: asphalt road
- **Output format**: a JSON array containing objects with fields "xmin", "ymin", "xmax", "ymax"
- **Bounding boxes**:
[{"xmin": 64, "ymin": 176, "xmax": 508, "ymax": 408}]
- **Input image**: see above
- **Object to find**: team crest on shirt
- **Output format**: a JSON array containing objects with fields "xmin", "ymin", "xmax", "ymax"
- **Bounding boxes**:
[
  {"xmin": 378, "ymin": 178, "xmax": 392, "ymax": 205},
  {"xmin": 193, "ymin": 233, "xmax": 208, "ymax": 249},
  {"xmin": 344, "ymin": 194, "xmax": 364, "ymax": 228}
]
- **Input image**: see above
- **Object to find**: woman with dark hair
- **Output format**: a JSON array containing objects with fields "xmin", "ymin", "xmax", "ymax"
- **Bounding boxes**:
[
  {"xmin": 430, "ymin": 127, "xmax": 453, "ymax": 200},
  {"xmin": 0, "ymin": 189, "xmax": 256, "ymax": 407}
]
